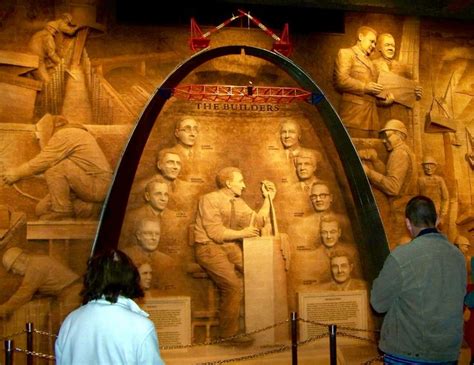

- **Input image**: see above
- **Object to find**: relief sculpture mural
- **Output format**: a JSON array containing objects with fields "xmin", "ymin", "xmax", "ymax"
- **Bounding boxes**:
[{"xmin": 0, "ymin": 2, "xmax": 473, "ymax": 362}]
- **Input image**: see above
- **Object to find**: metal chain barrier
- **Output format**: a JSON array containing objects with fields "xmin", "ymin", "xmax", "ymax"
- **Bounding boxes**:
[
  {"xmin": 196, "ymin": 333, "xmax": 331, "ymax": 365},
  {"xmin": 2, "ymin": 317, "xmax": 384, "ymax": 364},
  {"xmin": 13, "ymin": 347, "xmax": 56, "ymax": 362},
  {"xmin": 160, "ymin": 319, "xmax": 289, "ymax": 350},
  {"xmin": 299, "ymin": 317, "xmax": 381, "ymax": 335},
  {"xmin": 33, "ymin": 329, "xmax": 58, "ymax": 338}
]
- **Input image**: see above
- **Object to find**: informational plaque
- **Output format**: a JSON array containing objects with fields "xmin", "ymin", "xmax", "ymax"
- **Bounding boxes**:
[
  {"xmin": 298, "ymin": 290, "xmax": 368, "ymax": 342},
  {"xmin": 141, "ymin": 296, "xmax": 191, "ymax": 348}
]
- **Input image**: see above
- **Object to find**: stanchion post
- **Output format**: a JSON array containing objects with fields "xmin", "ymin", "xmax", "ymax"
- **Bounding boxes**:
[
  {"xmin": 5, "ymin": 339, "xmax": 14, "ymax": 365},
  {"xmin": 291, "ymin": 312, "xmax": 298, "ymax": 365},
  {"xmin": 329, "ymin": 324, "xmax": 337, "ymax": 365},
  {"xmin": 26, "ymin": 322, "xmax": 33, "ymax": 365}
]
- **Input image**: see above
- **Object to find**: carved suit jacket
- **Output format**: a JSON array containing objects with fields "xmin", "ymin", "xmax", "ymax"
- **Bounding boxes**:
[{"xmin": 333, "ymin": 45, "xmax": 379, "ymax": 132}]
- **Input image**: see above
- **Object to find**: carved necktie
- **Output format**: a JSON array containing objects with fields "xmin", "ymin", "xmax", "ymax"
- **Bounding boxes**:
[{"xmin": 229, "ymin": 198, "xmax": 237, "ymax": 230}]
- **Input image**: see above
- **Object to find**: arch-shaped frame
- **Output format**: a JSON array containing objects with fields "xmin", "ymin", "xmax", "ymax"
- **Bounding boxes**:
[{"xmin": 93, "ymin": 45, "xmax": 389, "ymax": 282}]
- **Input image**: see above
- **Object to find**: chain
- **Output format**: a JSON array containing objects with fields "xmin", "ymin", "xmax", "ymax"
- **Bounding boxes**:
[
  {"xmin": 196, "ymin": 344, "xmax": 290, "ymax": 365},
  {"xmin": 298, "ymin": 317, "xmax": 380, "ymax": 334},
  {"xmin": 160, "ymin": 319, "xmax": 289, "ymax": 350},
  {"xmin": 195, "ymin": 333, "xmax": 331, "ymax": 365},
  {"xmin": 296, "ymin": 332, "xmax": 329, "ymax": 346},
  {"xmin": 34, "ymin": 329, "xmax": 58, "ymax": 338},
  {"xmin": 14, "ymin": 347, "xmax": 56, "ymax": 361},
  {"xmin": 0, "ymin": 329, "xmax": 26, "ymax": 341}
]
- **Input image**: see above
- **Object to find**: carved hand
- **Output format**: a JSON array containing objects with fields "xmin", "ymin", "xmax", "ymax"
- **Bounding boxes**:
[
  {"xmin": 365, "ymin": 82, "xmax": 384, "ymax": 95},
  {"xmin": 358, "ymin": 148, "xmax": 377, "ymax": 161},
  {"xmin": 1, "ymin": 169, "xmax": 21, "ymax": 185},
  {"xmin": 261, "ymin": 180, "xmax": 276, "ymax": 200},
  {"xmin": 240, "ymin": 226, "xmax": 260, "ymax": 238}
]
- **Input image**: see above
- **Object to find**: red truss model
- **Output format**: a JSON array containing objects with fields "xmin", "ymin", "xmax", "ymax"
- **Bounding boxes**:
[
  {"xmin": 189, "ymin": 9, "xmax": 292, "ymax": 56},
  {"xmin": 173, "ymin": 84, "xmax": 311, "ymax": 104}
]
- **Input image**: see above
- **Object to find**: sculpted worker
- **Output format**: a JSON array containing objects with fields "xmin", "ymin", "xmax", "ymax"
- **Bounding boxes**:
[
  {"xmin": 28, "ymin": 21, "xmax": 62, "ymax": 82},
  {"xmin": 193, "ymin": 167, "xmax": 276, "ymax": 345},
  {"xmin": 334, "ymin": 26, "xmax": 393, "ymax": 138},
  {"xmin": 0, "ymin": 247, "xmax": 82, "ymax": 320},
  {"xmin": 418, "ymin": 155, "xmax": 449, "ymax": 225},
  {"xmin": 373, "ymin": 33, "xmax": 423, "ymax": 99},
  {"xmin": 371, "ymin": 196, "xmax": 466, "ymax": 363},
  {"xmin": 359, "ymin": 119, "xmax": 416, "ymax": 197},
  {"xmin": 0, "ymin": 114, "xmax": 112, "ymax": 220}
]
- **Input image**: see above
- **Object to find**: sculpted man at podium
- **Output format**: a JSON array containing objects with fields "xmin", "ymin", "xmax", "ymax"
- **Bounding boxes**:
[{"xmin": 193, "ymin": 167, "xmax": 276, "ymax": 346}]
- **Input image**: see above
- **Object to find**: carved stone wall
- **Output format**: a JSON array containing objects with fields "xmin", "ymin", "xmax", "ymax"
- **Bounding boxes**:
[{"xmin": 0, "ymin": 3, "xmax": 472, "ymax": 361}]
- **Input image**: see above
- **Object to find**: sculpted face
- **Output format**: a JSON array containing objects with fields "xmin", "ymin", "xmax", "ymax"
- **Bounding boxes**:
[
  {"xmin": 157, "ymin": 153, "xmax": 182, "ymax": 180},
  {"xmin": 136, "ymin": 220, "xmax": 161, "ymax": 252},
  {"xmin": 295, "ymin": 157, "xmax": 316, "ymax": 181},
  {"xmin": 359, "ymin": 31, "xmax": 377, "ymax": 55},
  {"xmin": 11, "ymin": 255, "xmax": 27, "ymax": 276},
  {"xmin": 422, "ymin": 163, "xmax": 437, "ymax": 176},
  {"xmin": 320, "ymin": 221, "xmax": 341, "ymax": 248},
  {"xmin": 379, "ymin": 34, "xmax": 395, "ymax": 60},
  {"xmin": 145, "ymin": 182, "xmax": 169, "ymax": 212},
  {"xmin": 310, "ymin": 184, "xmax": 333, "ymax": 212},
  {"xmin": 331, "ymin": 256, "xmax": 353, "ymax": 284},
  {"xmin": 381, "ymin": 130, "xmax": 399, "ymax": 152},
  {"xmin": 280, "ymin": 121, "xmax": 300, "ymax": 149},
  {"xmin": 175, "ymin": 118, "xmax": 199, "ymax": 147},
  {"xmin": 138, "ymin": 263, "xmax": 153, "ymax": 290},
  {"xmin": 227, "ymin": 171, "xmax": 246, "ymax": 197}
]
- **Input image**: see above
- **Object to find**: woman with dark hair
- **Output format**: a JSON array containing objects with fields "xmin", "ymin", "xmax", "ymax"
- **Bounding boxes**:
[{"xmin": 55, "ymin": 249, "xmax": 164, "ymax": 365}]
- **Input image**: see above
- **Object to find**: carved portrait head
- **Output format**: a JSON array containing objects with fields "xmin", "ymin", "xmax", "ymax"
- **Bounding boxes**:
[
  {"xmin": 294, "ymin": 149, "xmax": 318, "ymax": 181},
  {"xmin": 35, "ymin": 114, "xmax": 69, "ymax": 149},
  {"xmin": 216, "ymin": 167, "xmax": 246, "ymax": 197},
  {"xmin": 357, "ymin": 26, "xmax": 378, "ymax": 56},
  {"xmin": 380, "ymin": 119, "xmax": 408, "ymax": 151},
  {"xmin": 320, "ymin": 215, "xmax": 342, "ymax": 248},
  {"xmin": 175, "ymin": 117, "xmax": 199, "ymax": 147},
  {"xmin": 135, "ymin": 219, "xmax": 161, "ymax": 252},
  {"xmin": 377, "ymin": 33, "xmax": 396, "ymax": 60},
  {"xmin": 329, "ymin": 250, "xmax": 354, "ymax": 284},
  {"xmin": 137, "ymin": 260, "xmax": 153, "ymax": 290},
  {"xmin": 156, "ymin": 149, "xmax": 182, "ymax": 181},
  {"xmin": 144, "ymin": 177, "xmax": 169, "ymax": 213},
  {"xmin": 279, "ymin": 119, "xmax": 301, "ymax": 150},
  {"xmin": 2, "ymin": 247, "xmax": 27, "ymax": 275},
  {"xmin": 310, "ymin": 182, "xmax": 333, "ymax": 212},
  {"xmin": 421, "ymin": 155, "xmax": 438, "ymax": 176}
]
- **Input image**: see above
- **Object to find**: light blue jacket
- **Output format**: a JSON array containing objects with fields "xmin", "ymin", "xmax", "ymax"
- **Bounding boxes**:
[
  {"xmin": 371, "ymin": 231, "xmax": 466, "ymax": 362},
  {"xmin": 55, "ymin": 296, "xmax": 165, "ymax": 365}
]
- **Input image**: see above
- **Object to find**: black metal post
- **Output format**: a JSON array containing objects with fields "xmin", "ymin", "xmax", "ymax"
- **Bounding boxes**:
[
  {"xmin": 329, "ymin": 324, "xmax": 337, "ymax": 365},
  {"xmin": 5, "ymin": 339, "xmax": 14, "ymax": 365},
  {"xmin": 291, "ymin": 312, "xmax": 298, "ymax": 365},
  {"xmin": 26, "ymin": 322, "xmax": 33, "ymax": 365}
]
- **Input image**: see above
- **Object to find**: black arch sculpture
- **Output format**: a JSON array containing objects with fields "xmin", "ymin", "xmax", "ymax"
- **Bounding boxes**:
[{"xmin": 92, "ymin": 45, "xmax": 389, "ymax": 282}]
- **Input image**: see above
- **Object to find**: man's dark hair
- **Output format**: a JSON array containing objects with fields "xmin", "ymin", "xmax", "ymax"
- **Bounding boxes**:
[
  {"xmin": 81, "ymin": 249, "xmax": 144, "ymax": 305},
  {"xmin": 405, "ymin": 195, "xmax": 437, "ymax": 227}
]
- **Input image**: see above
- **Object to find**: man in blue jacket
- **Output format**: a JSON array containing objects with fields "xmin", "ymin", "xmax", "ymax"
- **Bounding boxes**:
[{"xmin": 371, "ymin": 195, "xmax": 466, "ymax": 364}]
